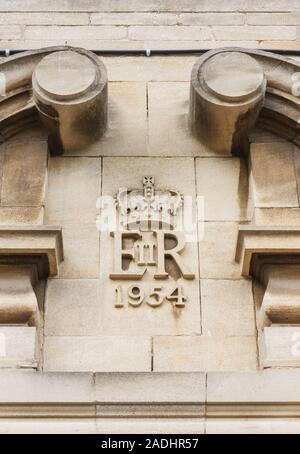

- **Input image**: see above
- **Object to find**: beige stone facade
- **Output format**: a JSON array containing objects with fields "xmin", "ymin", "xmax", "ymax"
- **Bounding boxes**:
[{"xmin": 0, "ymin": 0, "xmax": 300, "ymax": 434}]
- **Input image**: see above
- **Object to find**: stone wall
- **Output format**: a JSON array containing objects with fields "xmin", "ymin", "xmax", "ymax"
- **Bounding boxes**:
[
  {"xmin": 0, "ymin": 0, "xmax": 299, "ymax": 51},
  {"xmin": 0, "ymin": 1, "xmax": 299, "ymax": 374},
  {"xmin": 0, "ymin": 0, "xmax": 300, "ymax": 435}
]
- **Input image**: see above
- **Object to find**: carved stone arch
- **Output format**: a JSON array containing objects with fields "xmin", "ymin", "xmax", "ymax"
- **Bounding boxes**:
[
  {"xmin": 190, "ymin": 47, "xmax": 300, "ymax": 156},
  {"xmin": 190, "ymin": 49, "xmax": 300, "ymax": 368},
  {"xmin": 0, "ymin": 46, "xmax": 109, "ymax": 367},
  {"xmin": 0, "ymin": 46, "xmax": 108, "ymax": 155}
]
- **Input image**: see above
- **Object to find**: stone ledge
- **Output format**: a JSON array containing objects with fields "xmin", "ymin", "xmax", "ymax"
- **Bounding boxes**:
[
  {"xmin": 0, "ymin": 371, "xmax": 299, "ymax": 419},
  {"xmin": 207, "ymin": 370, "xmax": 300, "ymax": 404},
  {"xmin": 235, "ymin": 225, "xmax": 300, "ymax": 279},
  {"xmin": 0, "ymin": 226, "xmax": 63, "ymax": 277}
]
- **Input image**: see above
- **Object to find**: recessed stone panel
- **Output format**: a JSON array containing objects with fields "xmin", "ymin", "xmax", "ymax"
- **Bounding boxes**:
[{"xmin": 99, "ymin": 157, "xmax": 201, "ymax": 336}]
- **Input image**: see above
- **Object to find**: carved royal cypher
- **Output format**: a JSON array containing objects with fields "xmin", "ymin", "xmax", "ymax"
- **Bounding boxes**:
[{"xmin": 110, "ymin": 177, "xmax": 195, "ymax": 309}]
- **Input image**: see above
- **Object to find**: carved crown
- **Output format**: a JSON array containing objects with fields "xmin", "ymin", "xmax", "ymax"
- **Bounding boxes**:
[{"xmin": 115, "ymin": 176, "xmax": 183, "ymax": 231}]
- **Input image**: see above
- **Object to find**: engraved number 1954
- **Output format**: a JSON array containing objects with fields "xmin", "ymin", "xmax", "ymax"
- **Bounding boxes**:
[{"xmin": 115, "ymin": 285, "xmax": 187, "ymax": 309}]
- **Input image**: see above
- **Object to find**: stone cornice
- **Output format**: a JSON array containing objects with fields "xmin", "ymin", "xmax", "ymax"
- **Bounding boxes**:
[
  {"xmin": 190, "ymin": 47, "xmax": 300, "ymax": 155},
  {"xmin": 0, "ymin": 226, "xmax": 63, "ymax": 277},
  {"xmin": 235, "ymin": 225, "xmax": 300, "ymax": 280},
  {"xmin": 0, "ymin": 371, "xmax": 299, "ymax": 420}
]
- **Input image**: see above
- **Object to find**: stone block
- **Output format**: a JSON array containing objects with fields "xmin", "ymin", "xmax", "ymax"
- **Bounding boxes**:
[
  {"xmin": 248, "ymin": 128, "xmax": 287, "ymax": 143},
  {"xmin": 59, "ymin": 224, "xmax": 99, "ymax": 279},
  {"xmin": 1, "ymin": 0, "xmax": 300, "ymax": 12},
  {"xmin": 0, "ymin": 327, "xmax": 36, "ymax": 367},
  {"xmin": 1, "ymin": 141, "xmax": 47, "ymax": 207},
  {"xmin": 0, "ymin": 420, "xmax": 97, "ymax": 434},
  {"xmin": 45, "ymin": 279, "xmax": 100, "ymax": 336},
  {"xmin": 196, "ymin": 157, "xmax": 249, "ymax": 221},
  {"xmin": 44, "ymin": 336, "xmax": 151, "ymax": 372},
  {"xmin": 100, "ymin": 157, "xmax": 200, "ymax": 336},
  {"xmin": 44, "ymin": 157, "xmax": 101, "ymax": 224},
  {"xmin": 94, "ymin": 372, "xmax": 205, "ymax": 404},
  {"xmin": 254, "ymin": 208, "xmax": 300, "ymax": 226},
  {"xmin": 0, "ymin": 25, "xmax": 22, "ymax": 39},
  {"xmin": 247, "ymin": 13, "xmax": 300, "ymax": 25},
  {"xmin": 0, "ymin": 12, "xmax": 90, "ymax": 25},
  {"xmin": 213, "ymin": 26, "xmax": 297, "ymax": 40},
  {"xmin": 147, "ymin": 82, "xmax": 210, "ymax": 157},
  {"xmin": 128, "ymin": 26, "xmax": 212, "ymax": 41},
  {"xmin": 199, "ymin": 222, "xmax": 240, "ymax": 279},
  {"xmin": 153, "ymin": 335, "xmax": 257, "ymax": 371},
  {"xmin": 103, "ymin": 56, "xmax": 197, "ymax": 82},
  {"xmin": 91, "ymin": 12, "xmax": 176, "ymax": 25},
  {"xmin": 79, "ymin": 82, "xmax": 147, "ymax": 156},
  {"xmin": 250, "ymin": 143, "xmax": 298, "ymax": 208},
  {"xmin": 201, "ymin": 279, "xmax": 255, "ymax": 336},
  {"xmin": 96, "ymin": 419, "xmax": 205, "ymax": 434},
  {"xmin": 177, "ymin": 13, "xmax": 245, "ymax": 25},
  {"xmin": 206, "ymin": 420, "xmax": 300, "ymax": 434},
  {"xmin": 262, "ymin": 327, "xmax": 300, "ymax": 367},
  {"xmin": 0, "ymin": 370, "xmax": 95, "ymax": 403},
  {"xmin": 207, "ymin": 369, "xmax": 300, "ymax": 403},
  {"xmin": 0, "ymin": 207, "xmax": 43, "ymax": 225},
  {"xmin": 24, "ymin": 25, "xmax": 127, "ymax": 40}
]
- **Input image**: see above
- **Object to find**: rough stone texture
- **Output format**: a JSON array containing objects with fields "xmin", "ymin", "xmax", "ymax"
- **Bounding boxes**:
[
  {"xmin": 0, "ymin": 0, "xmax": 299, "ymax": 434},
  {"xmin": 45, "ymin": 279, "xmax": 100, "ymax": 336},
  {"xmin": 199, "ymin": 222, "xmax": 241, "ymax": 279},
  {"xmin": 201, "ymin": 279, "xmax": 255, "ymax": 337},
  {"xmin": 207, "ymin": 370, "xmax": 300, "ymax": 403},
  {"xmin": 95, "ymin": 372, "xmax": 205, "ymax": 404},
  {"xmin": 206, "ymin": 420, "xmax": 300, "ymax": 435},
  {"xmin": 254, "ymin": 208, "xmax": 300, "ymax": 226},
  {"xmin": 77, "ymin": 82, "xmax": 147, "ymax": 157},
  {"xmin": 44, "ymin": 336, "xmax": 151, "ymax": 372},
  {"xmin": 196, "ymin": 157, "xmax": 249, "ymax": 221},
  {"xmin": 1, "ymin": 141, "xmax": 47, "ymax": 207},
  {"xmin": 262, "ymin": 327, "xmax": 300, "ymax": 367},
  {"xmin": 147, "ymin": 82, "xmax": 207, "ymax": 157},
  {"xmin": 153, "ymin": 335, "xmax": 257, "ymax": 371},
  {"xmin": 45, "ymin": 157, "xmax": 101, "ymax": 224},
  {"xmin": 0, "ymin": 327, "xmax": 36, "ymax": 367},
  {"xmin": 250, "ymin": 143, "xmax": 299, "ymax": 208},
  {"xmin": 0, "ymin": 1, "xmax": 299, "ymax": 50},
  {"xmin": 59, "ymin": 225, "xmax": 99, "ymax": 279},
  {"xmin": 0, "ymin": 207, "xmax": 43, "ymax": 225},
  {"xmin": 32, "ymin": 49, "xmax": 108, "ymax": 153}
]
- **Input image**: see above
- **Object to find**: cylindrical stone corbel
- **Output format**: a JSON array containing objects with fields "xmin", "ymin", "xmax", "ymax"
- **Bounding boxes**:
[
  {"xmin": 32, "ymin": 49, "xmax": 108, "ymax": 154},
  {"xmin": 190, "ymin": 50, "xmax": 266, "ymax": 155}
]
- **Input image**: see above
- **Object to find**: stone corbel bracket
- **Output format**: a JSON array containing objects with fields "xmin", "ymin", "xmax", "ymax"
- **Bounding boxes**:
[
  {"xmin": 236, "ymin": 225, "xmax": 300, "ymax": 327},
  {"xmin": 0, "ymin": 46, "xmax": 108, "ymax": 154},
  {"xmin": 0, "ymin": 226, "xmax": 63, "ymax": 325},
  {"xmin": 190, "ymin": 47, "xmax": 300, "ymax": 156}
]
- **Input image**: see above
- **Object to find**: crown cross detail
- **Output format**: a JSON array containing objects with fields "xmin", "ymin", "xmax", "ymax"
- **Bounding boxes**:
[{"xmin": 115, "ymin": 176, "xmax": 183, "ymax": 231}]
